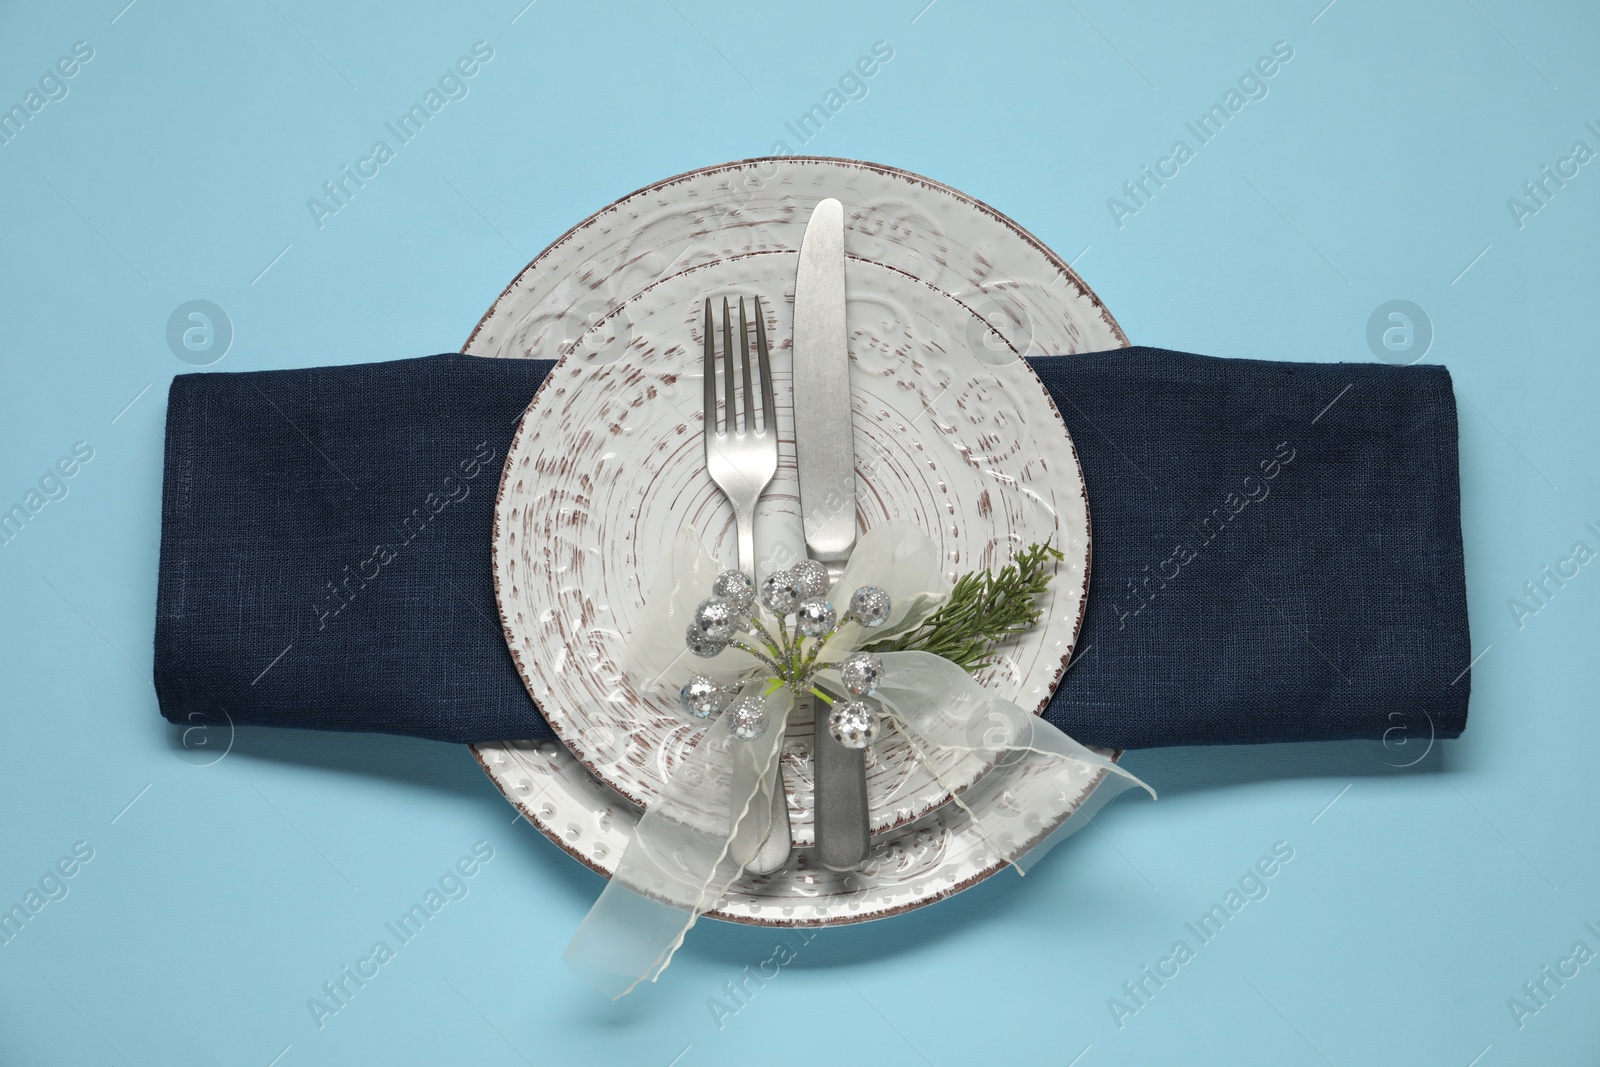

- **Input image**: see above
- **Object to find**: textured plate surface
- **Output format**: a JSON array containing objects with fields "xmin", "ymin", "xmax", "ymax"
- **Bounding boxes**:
[{"xmin": 469, "ymin": 157, "xmax": 1126, "ymax": 924}]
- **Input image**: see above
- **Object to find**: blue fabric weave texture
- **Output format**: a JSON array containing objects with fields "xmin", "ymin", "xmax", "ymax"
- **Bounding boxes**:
[{"xmin": 153, "ymin": 348, "xmax": 1469, "ymax": 748}]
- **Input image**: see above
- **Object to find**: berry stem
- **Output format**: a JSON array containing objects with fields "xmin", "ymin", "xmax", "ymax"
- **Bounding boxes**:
[
  {"xmin": 729, "ymin": 639, "xmax": 780, "ymax": 672},
  {"xmin": 796, "ymin": 624, "xmax": 842, "ymax": 676},
  {"xmin": 745, "ymin": 614, "xmax": 784, "ymax": 658}
]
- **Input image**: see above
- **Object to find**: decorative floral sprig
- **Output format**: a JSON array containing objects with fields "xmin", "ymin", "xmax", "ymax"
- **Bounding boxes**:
[
  {"xmin": 678, "ymin": 559, "xmax": 892, "ymax": 748},
  {"xmin": 863, "ymin": 541, "xmax": 1064, "ymax": 672}
]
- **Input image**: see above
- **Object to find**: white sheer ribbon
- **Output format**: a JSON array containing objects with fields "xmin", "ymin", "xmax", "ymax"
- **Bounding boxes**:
[
  {"xmin": 819, "ymin": 651, "xmax": 1153, "ymax": 873},
  {"xmin": 564, "ymin": 523, "xmax": 1153, "ymax": 998},
  {"xmin": 563, "ymin": 686, "xmax": 790, "ymax": 999}
]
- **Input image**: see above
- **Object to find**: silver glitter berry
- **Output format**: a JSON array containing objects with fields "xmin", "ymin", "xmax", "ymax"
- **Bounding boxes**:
[
  {"xmin": 847, "ymin": 585, "xmax": 892, "ymax": 627},
  {"xmin": 828, "ymin": 700, "xmax": 880, "ymax": 749},
  {"xmin": 711, "ymin": 570, "xmax": 756, "ymax": 613},
  {"xmin": 726, "ymin": 696, "xmax": 769, "ymax": 741},
  {"xmin": 760, "ymin": 572, "xmax": 800, "ymax": 615},
  {"xmin": 691, "ymin": 598, "xmax": 732, "ymax": 639},
  {"xmin": 679, "ymin": 675, "xmax": 726, "ymax": 719},
  {"xmin": 795, "ymin": 598, "xmax": 837, "ymax": 637},
  {"xmin": 789, "ymin": 559, "xmax": 830, "ymax": 598},
  {"xmin": 684, "ymin": 623, "xmax": 728, "ymax": 658},
  {"xmin": 693, "ymin": 597, "xmax": 737, "ymax": 641},
  {"xmin": 839, "ymin": 652, "xmax": 885, "ymax": 697}
]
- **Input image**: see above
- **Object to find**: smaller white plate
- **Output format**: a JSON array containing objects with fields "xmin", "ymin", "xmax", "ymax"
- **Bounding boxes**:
[{"xmin": 492, "ymin": 252, "xmax": 1091, "ymax": 846}]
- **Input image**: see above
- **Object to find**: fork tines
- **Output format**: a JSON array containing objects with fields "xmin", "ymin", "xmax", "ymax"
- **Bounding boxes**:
[{"xmin": 703, "ymin": 296, "xmax": 776, "ymax": 436}]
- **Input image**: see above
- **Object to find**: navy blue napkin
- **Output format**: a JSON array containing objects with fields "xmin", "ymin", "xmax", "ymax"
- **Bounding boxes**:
[{"xmin": 153, "ymin": 348, "xmax": 1470, "ymax": 749}]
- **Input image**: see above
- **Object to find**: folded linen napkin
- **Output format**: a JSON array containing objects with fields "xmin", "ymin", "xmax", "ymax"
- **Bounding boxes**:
[{"xmin": 153, "ymin": 347, "xmax": 1470, "ymax": 748}]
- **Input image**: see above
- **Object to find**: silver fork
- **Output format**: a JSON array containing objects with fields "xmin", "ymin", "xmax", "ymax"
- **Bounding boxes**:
[
  {"xmin": 702, "ymin": 295, "xmax": 791, "ymax": 874},
  {"xmin": 704, "ymin": 296, "xmax": 778, "ymax": 571}
]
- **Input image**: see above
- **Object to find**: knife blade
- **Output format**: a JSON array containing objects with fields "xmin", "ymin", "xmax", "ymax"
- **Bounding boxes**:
[{"xmin": 793, "ymin": 197, "xmax": 869, "ymax": 871}]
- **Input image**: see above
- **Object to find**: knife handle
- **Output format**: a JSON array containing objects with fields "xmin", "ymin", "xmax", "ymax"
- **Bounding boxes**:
[{"xmin": 814, "ymin": 693, "xmax": 869, "ymax": 871}]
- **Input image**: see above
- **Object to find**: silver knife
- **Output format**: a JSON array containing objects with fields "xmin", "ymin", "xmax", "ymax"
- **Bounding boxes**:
[{"xmin": 793, "ymin": 198, "xmax": 869, "ymax": 871}]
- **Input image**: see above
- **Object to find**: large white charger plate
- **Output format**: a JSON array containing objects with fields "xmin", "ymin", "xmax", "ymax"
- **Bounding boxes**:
[{"xmin": 468, "ymin": 158, "xmax": 1128, "ymax": 925}]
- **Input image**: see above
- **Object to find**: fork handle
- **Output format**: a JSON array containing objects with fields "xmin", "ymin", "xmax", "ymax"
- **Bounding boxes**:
[
  {"xmin": 728, "ymin": 513, "xmax": 792, "ymax": 875},
  {"xmin": 734, "ymin": 505, "xmax": 756, "ymax": 579}
]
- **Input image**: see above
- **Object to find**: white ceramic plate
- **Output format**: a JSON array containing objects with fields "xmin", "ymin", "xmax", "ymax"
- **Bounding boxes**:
[{"xmin": 468, "ymin": 158, "xmax": 1127, "ymax": 924}]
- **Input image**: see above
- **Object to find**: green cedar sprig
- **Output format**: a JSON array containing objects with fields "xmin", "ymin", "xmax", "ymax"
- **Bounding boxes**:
[{"xmin": 862, "ymin": 541, "xmax": 1065, "ymax": 672}]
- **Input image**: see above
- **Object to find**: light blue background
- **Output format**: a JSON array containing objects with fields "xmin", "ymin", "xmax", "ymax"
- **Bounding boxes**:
[{"xmin": 1, "ymin": 1, "xmax": 1595, "ymax": 1064}]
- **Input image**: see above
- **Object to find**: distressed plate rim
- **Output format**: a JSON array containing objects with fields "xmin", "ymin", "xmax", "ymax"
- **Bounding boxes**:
[
  {"xmin": 492, "ymin": 252, "xmax": 1081, "ymax": 834},
  {"xmin": 468, "ymin": 156, "xmax": 1129, "ymax": 925}
]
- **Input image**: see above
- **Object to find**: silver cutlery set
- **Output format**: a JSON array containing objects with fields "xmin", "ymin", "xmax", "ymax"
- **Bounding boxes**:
[{"xmin": 700, "ymin": 198, "xmax": 869, "ymax": 873}]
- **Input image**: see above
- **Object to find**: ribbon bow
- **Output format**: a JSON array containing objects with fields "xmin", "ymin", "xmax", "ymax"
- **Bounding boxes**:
[{"xmin": 565, "ymin": 522, "xmax": 1153, "ymax": 997}]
